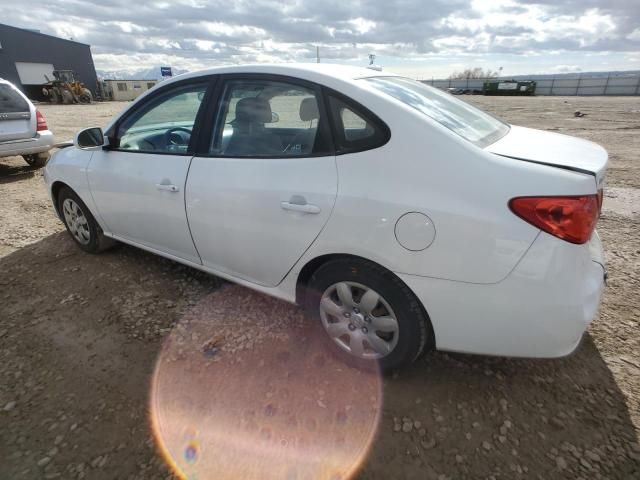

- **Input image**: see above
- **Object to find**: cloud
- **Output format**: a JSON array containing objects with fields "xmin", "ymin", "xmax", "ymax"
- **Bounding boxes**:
[
  {"xmin": 0, "ymin": 0, "xmax": 638, "ymax": 74},
  {"xmin": 551, "ymin": 65, "xmax": 582, "ymax": 73}
]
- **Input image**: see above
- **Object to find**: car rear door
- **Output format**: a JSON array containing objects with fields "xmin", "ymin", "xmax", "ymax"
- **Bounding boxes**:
[
  {"xmin": 87, "ymin": 79, "xmax": 213, "ymax": 264},
  {"xmin": 0, "ymin": 82, "xmax": 34, "ymax": 142},
  {"xmin": 185, "ymin": 75, "xmax": 337, "ymax": 287}
]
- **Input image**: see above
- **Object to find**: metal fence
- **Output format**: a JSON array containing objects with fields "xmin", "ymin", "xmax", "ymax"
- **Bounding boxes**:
[{"xmin": 421, "ymin": 74, "xmax": 640, "ymax": 96}]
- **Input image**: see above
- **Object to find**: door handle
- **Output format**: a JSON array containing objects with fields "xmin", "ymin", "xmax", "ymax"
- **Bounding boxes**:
[
  {"xmin": 281, "ymin": 198, "xmax": 321, "ymax": 214},
  {"xmin": 156, "ymin": 183, "xmax": 179, "ymax": 192}
]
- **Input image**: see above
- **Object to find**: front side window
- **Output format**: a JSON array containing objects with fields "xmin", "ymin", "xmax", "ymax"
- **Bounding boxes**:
[
  {"xmin": 364, "ymin": 76, "xmax": 509, "ymax": 147},
  {"xmin": 211, "ymin": 79, "xmax": 329, "ymax": 157},
  {"xmin": 117, "ymin": 83, "xmax": 207, "ymax": 154}
]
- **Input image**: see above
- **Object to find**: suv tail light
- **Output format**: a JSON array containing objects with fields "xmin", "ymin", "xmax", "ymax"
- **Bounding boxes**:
[
  {"xmin": 36, "ymin": 110, "xmax": 48, "ymax": 131},
  {"xmin": 509, "ymin": 195, "xmax": 599, "ymax": 244}
]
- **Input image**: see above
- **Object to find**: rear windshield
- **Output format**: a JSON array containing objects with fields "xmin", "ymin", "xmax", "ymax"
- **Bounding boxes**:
[
  {"xmin": 363, "ymin": 76, "xmax": 509, "ymax": 147},
  {"xmin": 0, "ymin": 84, "xmax": 29, "ymax": 113}
]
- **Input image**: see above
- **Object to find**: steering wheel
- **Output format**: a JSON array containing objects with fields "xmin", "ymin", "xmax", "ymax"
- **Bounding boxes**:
[{"xmin": 164, "ymin": 127, "xmax": 192, "ymax": 148}]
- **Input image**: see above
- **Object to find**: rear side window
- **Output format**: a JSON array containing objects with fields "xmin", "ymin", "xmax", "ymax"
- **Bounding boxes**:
[
  {"xmin": 0, "ymin": 84, "xmax": 29, "ymax": 113},
  {"xmin": 210, "ymin": 79, "xmax": 332, "ymax": 158},
  {"xmin": 327, "ymin": 95, "xmax": 389, "ymax": 154}
]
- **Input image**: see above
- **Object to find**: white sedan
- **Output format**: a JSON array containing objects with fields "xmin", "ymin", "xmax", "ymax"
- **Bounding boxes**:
[{"xmin": 44, "ymin": 64, "xmax": 607, "ymax": 370}]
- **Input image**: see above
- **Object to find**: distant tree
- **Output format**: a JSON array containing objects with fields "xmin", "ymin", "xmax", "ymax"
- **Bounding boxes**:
[{"xmin": 449, "ymin": 68, "xmax": 499, "ymax": 79}]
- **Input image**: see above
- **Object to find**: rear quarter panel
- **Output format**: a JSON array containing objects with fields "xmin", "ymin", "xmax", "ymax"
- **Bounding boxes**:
[{"xmin": 290, "ymin": 82, "xmax": 597, "ymax": 285}]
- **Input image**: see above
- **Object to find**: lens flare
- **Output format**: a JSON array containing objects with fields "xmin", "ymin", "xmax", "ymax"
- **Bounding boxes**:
[
  {"xmin": 151, "ymin": 285, "xmax": 382, "ymax": 480},
  {"xmin": 184, "ymin": 440, "xmax": 198, "ymax": 463}
]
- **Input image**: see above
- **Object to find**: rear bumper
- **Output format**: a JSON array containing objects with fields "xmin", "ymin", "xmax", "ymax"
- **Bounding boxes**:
[
  {"xmin": 0, "ymin": 130, "xmax": 55, "ymax": 158},
  {"xmin": 399, "ymin": 231, "xmax": 605, "ymax": 358}
]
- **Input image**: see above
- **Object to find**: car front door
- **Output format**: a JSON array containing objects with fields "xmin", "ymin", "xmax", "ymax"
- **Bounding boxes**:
[
  {"xmin": 186, "ymin": 75, "xmax": 337, "ymax": 287},
  {"xmin": 87, "ymin": 80, "xmax": 211, "ymax": 264}
]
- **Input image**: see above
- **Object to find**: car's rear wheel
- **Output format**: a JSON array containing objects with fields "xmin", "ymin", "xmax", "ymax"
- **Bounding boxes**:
[
  {"xmin": 58, "ymin": 187, "xmax": 115, "ymax": 253},
  {"xmin": 22, "ymin": 153, "xmax": 49, "ymax": 168},
  {"xmin": 305, "ymin": 258, "xmax": 432, "ymax": 371}
]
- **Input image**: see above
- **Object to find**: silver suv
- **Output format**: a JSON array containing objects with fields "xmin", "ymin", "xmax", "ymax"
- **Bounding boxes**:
[{"xmin": 0, "ymin": 78, "xmax": 55, "ymax": 167}]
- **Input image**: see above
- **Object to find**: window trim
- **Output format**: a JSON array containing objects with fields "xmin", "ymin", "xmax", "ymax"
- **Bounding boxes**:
[
  {"xmin": 323, "ymin": 88, "xmax": 391, "ymax": 155},
  {"xmin": 104, "ymin": 77, "xmax": 217, "ymax": 156},
  {"xmin": 197, "ymin": 73, "xmax": 335, "ymax": 160}
]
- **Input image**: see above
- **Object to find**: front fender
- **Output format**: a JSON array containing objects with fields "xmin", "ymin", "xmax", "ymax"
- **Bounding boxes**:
[{"xmin": 44, "ymin": 147, "xmax": 102, "ymax": 225}]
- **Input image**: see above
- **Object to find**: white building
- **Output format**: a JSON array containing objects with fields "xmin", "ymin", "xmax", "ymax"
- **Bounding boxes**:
[{"xmin": 103, "ymin": 79, "xmax": 157, "ymax": 101}]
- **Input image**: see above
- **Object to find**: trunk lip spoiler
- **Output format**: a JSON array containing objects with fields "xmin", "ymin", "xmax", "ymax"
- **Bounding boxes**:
[{"xmin": 494, "ymin": 153, "xmax": 595, "ymax": 178}]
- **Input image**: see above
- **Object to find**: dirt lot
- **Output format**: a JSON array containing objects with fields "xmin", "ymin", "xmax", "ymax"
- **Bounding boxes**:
[{"xmin": 1, "ymin": 96, "xmax": 639, "ymax": 480}]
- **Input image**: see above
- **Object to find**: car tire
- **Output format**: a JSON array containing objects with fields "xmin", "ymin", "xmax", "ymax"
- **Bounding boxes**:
[
  {"xmin": 305, "ymin": 258, "xmax": 432, "ymax": 371},
  {"xmin": 49, "ymin": 89, "xmax": 60, "ymax": 104},
  {"xmin": 79, "ymin": 88, "xmax": 93, "ymax": 104},
  {"xmin": 58, "ymin": 187, "xmax": 116, "ymax": 254},
  {"xmin": 22, "ymin": 153, "xmax": 49, "ymax": 168},
  {"xmin": 61, "ymin": 90, "xmax": 74, "ymax": 104}
]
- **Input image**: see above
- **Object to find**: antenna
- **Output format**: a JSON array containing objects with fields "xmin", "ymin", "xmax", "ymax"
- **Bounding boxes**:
[{"xmin": 316, "ymin": 46, "xmax": 320, "ymax": 64}]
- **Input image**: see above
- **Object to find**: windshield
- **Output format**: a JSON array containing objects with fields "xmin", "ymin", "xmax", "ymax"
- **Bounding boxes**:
[{"xmin": 364, "ymin": 76, "xmax": 509, "ymax": 147}]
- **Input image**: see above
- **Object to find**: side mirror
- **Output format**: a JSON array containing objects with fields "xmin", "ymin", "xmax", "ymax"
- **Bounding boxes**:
[
  {"xmin": 271, "ymin": 112, "xmax": 279, "ymax": 123},
  {"xmin": 74, "ymin": 127, "xmax": 105, "ymax": 149}
]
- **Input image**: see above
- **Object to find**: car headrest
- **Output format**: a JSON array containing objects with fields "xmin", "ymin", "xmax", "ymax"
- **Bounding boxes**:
[
  {"xmin": 299, "ymin": 97, "xmax": 319, "ymax": 122},
  {"xmin": 235, "ymin": 97, "xmax": 272, "ymax": 124}
]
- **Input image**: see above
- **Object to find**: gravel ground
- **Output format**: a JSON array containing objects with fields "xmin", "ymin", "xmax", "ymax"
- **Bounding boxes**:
[{"xmin": 1, "ymin": 96, "xmax": 639, "ymax": 480}]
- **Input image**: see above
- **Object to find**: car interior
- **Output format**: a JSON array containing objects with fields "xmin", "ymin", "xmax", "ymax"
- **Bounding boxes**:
[
  {"xmin": 220, "ymin": 95, "xmax": 320, "ymax": 156},
  {"xmin": 118, "ymin": 125, "xmax": 193, "ymax": 153},
  {"xmin": 216, "ymin": 82, "xmax": 321, "ymax": 157}
]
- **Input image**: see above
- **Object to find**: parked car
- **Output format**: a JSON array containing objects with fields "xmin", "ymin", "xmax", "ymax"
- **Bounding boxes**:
[
  {"xmin": 0, "ymin": 78, "xmax": 54, "ymax": 167},
  {"xmin": 44, "ymin": 64, "xmax": 607, "ymax": 370}
]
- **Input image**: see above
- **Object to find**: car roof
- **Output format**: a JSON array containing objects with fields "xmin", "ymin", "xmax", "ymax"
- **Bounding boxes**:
[
  {"xmin": 164, "ymin": 63, "xmax": 398, "ymax": 85},
  {"xmin": 105, "ymin": 64, "xmax": 401, "ymax": 133}
]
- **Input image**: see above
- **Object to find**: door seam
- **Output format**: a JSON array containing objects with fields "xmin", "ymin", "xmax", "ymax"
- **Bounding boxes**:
[{"xmin": 183, "ymin": 155, "xmax": 204, "ymax": 265}]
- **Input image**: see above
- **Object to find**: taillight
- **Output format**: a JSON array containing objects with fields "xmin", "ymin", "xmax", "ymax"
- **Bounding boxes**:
[
  {"xmin": 509, "ymin": 195, "xmax": 599, "ymax": 244},
  {"xmin": 36, "ymin": 110, "xmax": 48, "ymax": 131}
]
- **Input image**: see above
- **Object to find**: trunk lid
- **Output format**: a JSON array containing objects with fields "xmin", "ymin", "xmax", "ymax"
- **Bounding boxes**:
[
  {"xmin": 0, "ymin": 83, "xmax": 33, "ymax": 143},
  {"xmin": 486, "ymin": 125, "xmax": 608, "ymax": 187}
]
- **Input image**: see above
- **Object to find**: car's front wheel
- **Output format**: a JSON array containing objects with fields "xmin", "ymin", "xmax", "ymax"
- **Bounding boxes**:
[
  {"xmin": 58, "ymin": 187, "xmax": 115, "ymax": 253},
  {"xmin": 306, "ymin": 258, "xmax": 432, "ymax": 371}
]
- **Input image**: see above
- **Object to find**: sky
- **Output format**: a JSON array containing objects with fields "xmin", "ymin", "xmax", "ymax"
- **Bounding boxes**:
[{"xmin": 2, "ymin": 0, "xmax": 639, "ymax": 78}]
